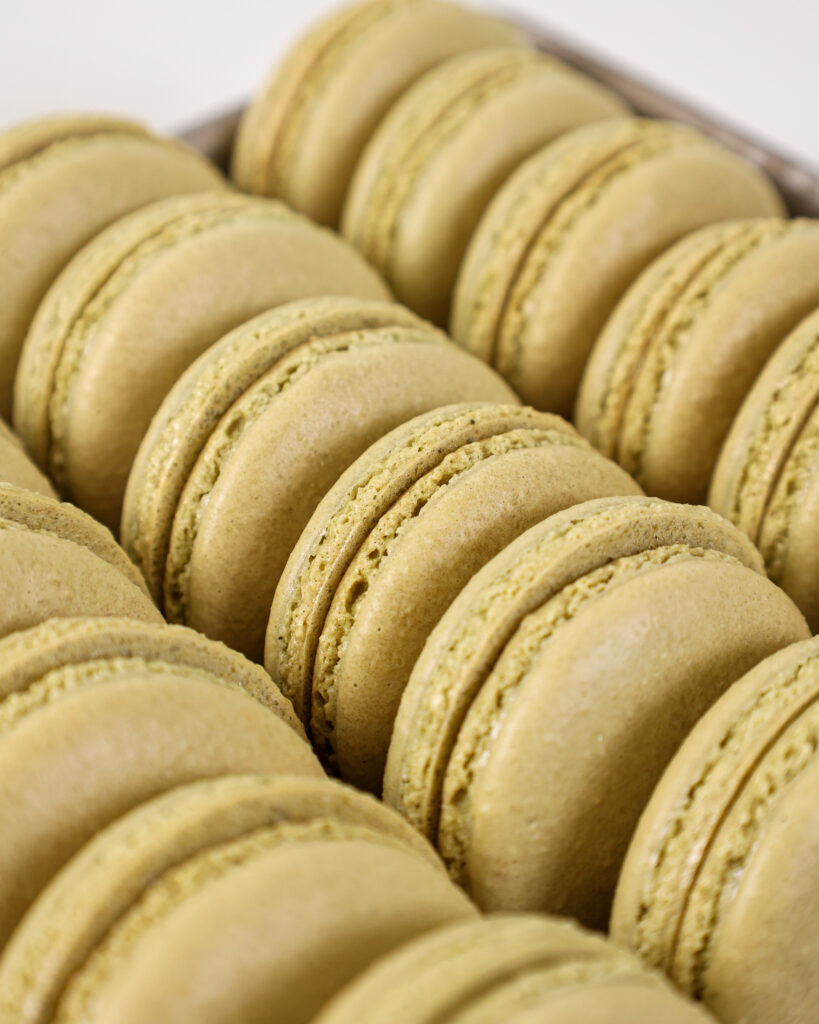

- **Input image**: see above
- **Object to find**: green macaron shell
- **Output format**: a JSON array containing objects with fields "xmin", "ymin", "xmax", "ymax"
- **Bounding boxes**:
[{"xmin": 0, "ymin": 416, "xmax": 56, "ymax": 496}]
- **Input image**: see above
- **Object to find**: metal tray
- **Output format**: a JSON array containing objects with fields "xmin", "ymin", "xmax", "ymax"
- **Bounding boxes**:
[{"xmin": 178, "ymin": 15, "xmax": 819, "ymax": 218}]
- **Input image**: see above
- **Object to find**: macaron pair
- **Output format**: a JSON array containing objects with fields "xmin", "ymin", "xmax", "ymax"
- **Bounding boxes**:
[
  {"xmin": 268, "ymin": 402, "xmax": 640, "ymax": 792},
  {"xmin": 342, "ymin": 47, "xmax": 627, "ymax": 324},
  {"xmin": 452, "ymin": 117, "xmax": 784, "ymax": 416},
  {"xmin": 316, "ymin": 915, "xmax": 715, "ymax": 1024},
  {"xmin": 13, "ymin": 191, "xmax": 389, "ymax": 530},
  {"xmin": 122, "ymin": 297, "xmax": 514, "ymax": 662},
  {"xmin": 0, "ymin": 416, "xmax": 54, "ymax": 496},
  {"xmin": 0, "ymin": 483, "xmax": 159, "ymax": 639},
  {"xmin": 232, "ymin": 0, "xmax": 525, "ymax": 226},
  {"xmin": 577, "ymin": 218, "xmax": 819, "ymax": 502},
  {"xmin": 613, "ymin": 635, "xmax": 819, "ymax": 1024},
  {"xmin": 0, "ymin": 114, "xmax": 223, "ymax": 417},
  {"xmin": 0, "ymin": 774, "xmax": 475, "ymax": 1024},
  {"xmin": 0, "ymin": 631, "xmax": 320, "ymax": 952},
  {"xmin": 384, "ymin": 495, "xmax": 809, "ymax": 926},
  {"xmin": 710, "ymin": 305, "xmax": 819, "ymax": 630}
]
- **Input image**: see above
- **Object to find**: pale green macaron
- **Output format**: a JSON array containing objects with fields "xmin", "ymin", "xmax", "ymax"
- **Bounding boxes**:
[
  {"xmin": 232, "ymin": 0, "xmax": 526, "ymax": 226},
  {"xmin": 385, "ymin": 495, "xmax": 809, "ymax": 926},
  {"xmin": 267, "ymin": 401, "xmax": 639, "ymax": 792},
  {"xmin": 0, "ymin": 114, "xmax": 223, "ymax": 418},
  {"xmin": 122, "ymin": 297, "xmax": 514, "ymax": 662},
  {"xmin": 0, "ymin": 416, "xmax": 55, "ymax": 496},
  {"xmin": 710, "ymin": 305, "xmax": 819, "ymax": 630},
  {"xmin": 452, "ymin": 117, "xmax": 783, "ymax": 417},
  {"xmin": 577, "ymin": 218, "xmax": 819, "ymax": 502},
  {"xmin": 342, "ymin": 46, "xmax": 627, "ymax": 324},
  {"xmin": 612, "ymin": 635, "xmax": 819, "ymax": 1024},
  {"xmin": 0, "ymin": 775, "xmax": 474, "ymax": 1024},
  {"xmin": 13, "ymin": 191, "xmax": 389, "ymax": 531},
  {"xmin": 315, "ymin": 915, "xmax": 715, "ymax": 1024}
]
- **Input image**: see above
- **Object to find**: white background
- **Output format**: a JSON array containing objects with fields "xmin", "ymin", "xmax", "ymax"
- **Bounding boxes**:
[{"xmin": 2, "ymin": 0, "xmax": 818, "ymax": 167}]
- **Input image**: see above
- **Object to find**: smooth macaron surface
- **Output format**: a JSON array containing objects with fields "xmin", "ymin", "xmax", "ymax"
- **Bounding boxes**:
[
  {"xmin": 710, "ymin": 305, "xmax": 819, "ymax": 630},
  {"xmin": 452, "ymin": 117, "xmax": 783, "ymax": 417},
  {"xmin": 612, "ymin": 636, "xmax": 819, "ymax": 1024},
  {"xmin": 271, "ymin": 402, "xmax": 639, "ymax": 792},
  {"xmin": 342, "ymin": 47, "xmax": 627, "ymax": 324},
  {"xmin": 0, "ymin": 115, "xmax": 224, "ymax": 419},
  {"xmin": 576, "ymin": 218, "xmax": 819, "ymax": 503},
  {"xmin": 13, "ymin": 191, "xmax": 389, "ymax": 530},
  {"xmin": 232, "ymin": 0, "xmax": 526, "ymax": 226},
  {"xmin": 384, "ymin": 495, "xmax": 808, "ymax": 926},
  {"xmin": 0, "ymin": 416, "xmax": 56, "ymax": 496}
]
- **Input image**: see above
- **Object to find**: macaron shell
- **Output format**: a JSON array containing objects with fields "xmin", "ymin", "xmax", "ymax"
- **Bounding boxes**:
[
  {"xmin": 0, "ymin": 419, "xmax": 56, "ymax": 496},
  {"xmin": 0, "ymin": 114, "xmax": 148, "ymax": 171},
  {"xmin": 0, "ymin": 128, "xmax": 224, "ymax": 418}
]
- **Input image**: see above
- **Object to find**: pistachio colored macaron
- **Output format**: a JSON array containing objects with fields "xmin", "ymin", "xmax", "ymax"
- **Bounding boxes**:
[
  {"xmin": 384, "ymin": 495, "xmax": 809, "ymax": 926},
  {"xmin": 0, "ymin": 483, "xmax": 159, "ymax": 638},
  {"xmin": 13, "ymin": 191, "xmax": 389, "ymax": 530},
  {"xmin": 124, "ymin": 297, "xmax": 515, "ymax": 662},
  {"xmin": 315, "ymin": 915, "xmax": 715, "ymax": 1024},
  {"xmin": 0, "ymin": 659, "xmax": 321, "ymax": 952},
  {"xmin": 0, "ymin": 114, "xmax": 224, "ymax": 418},
  {"xmin": 710, "ymin": 305, "xmax": 819, "ymax": 630},
  {"xmin": 0, "ymin": 416, "xmax": 55, "ymax": 496},
  {"xmin": 232, "ymin": 0, "xmax": 526, "ymax": 226},
  {"xmin": 577, "ymin": 218, "xmax": 819, "ymax": 502},
  {"xmin": 612, "ymin": 636, "xmax": 819, "ymax": 1024},
  {"xmin": 3, "ymin": 775, "xmax": 475, "ymax": 1024},
  {"xmin": 452, "ymin": 117, "xmax": 783, "ymax": 417},
  {"xmin": 269, "ymin": 402, "xmax": 640, "ymax": 791},
  {"xmin": 342, "ymin": 47, "xmax": 627, "ymax": 324}
]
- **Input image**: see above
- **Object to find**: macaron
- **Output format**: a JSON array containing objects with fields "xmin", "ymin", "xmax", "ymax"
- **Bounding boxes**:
[
  {"xmin": 0, "ymin": 416, "xmax": 55, "ymax": 496},
  {"xmin": 576, "ymin": 218, "xmax": 819, "ymax": 502},
  {"xmin": 13, "ymin": 191, "xmax": 389, "ymax": 530},
  {"xmin": 452, "ymin": 117, "xmax": 784, "ymax": 417},
  {"xmin": 710, "ymin": 305, "xmax": 819, "ymax": 630},
  {"xmin": 612, "ymin": 635, "xmax": 819, "ymax": 1024},
  {"xmin": 384, "ymin": 495, "xmax": 809, "ymax": 926},
  {"xmin": 123, "ymin": 297, "xmax": 515, "ymax": 662},
  {"xmin": 232, "ymin": 0, "xmax": 526, "ymax": 226},
  {"xmin": 0, "ymin": 114, "xmax": 224, "ymax": 417},
  {"xmin": 2, "ymin": 775, "xmax": 475, "ymax": 1024},
  {"xmin": 269, "ymin": 402, "xmax": 640, "ymax": 792},
  {"xmin": 342, "ymin": 47, "xmax": 627, "ymax": 324},
  {"xmin": 0, "ymin": 483, "xmax": 160, "ymax": 638},
  {"xmin": 314, "ymin": 915, "xmax": 715, "ymax": 1024}
]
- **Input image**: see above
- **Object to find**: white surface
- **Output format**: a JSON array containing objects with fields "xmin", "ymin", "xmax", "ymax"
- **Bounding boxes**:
[{"xmin": 2, "ymin": 0, "xmax": 818, "ymax": 167}]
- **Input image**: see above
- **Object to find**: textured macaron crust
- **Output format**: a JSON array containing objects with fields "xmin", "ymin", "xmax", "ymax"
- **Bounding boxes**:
[
  {"xmin": 232, "ymin": 0, "xmax": 525, "ymax": 226},
  {"xmin": 577, "ymin": 218, "xmax": 819, "ymax": 502},
  {"xmin": 314, "ymin": 915, "xmax": 715, "ymax": 1024},
  {"xmin": 452, "ymin": 118, "xmax": 783, "ymax": 417},
  {"xmin": 710, "ymin": 306, "xmax": 819, "ymax": 630},
  {"xmin": 13, "ymin": 192, "xmax": 389, "ymax": 531},
  {"xmin": 0, "ymin": 115, "xmax": 224, "ymax": 418},
  {"xmin": 342, "ymin": 47, "xmax": 627, "ymax": 324},
  {"xmin": 270, "ymin": 402, "xmax": 639, "ymax": 791},
  {"xmin": 612, "ymin": 637, "xmax": 819, "ymax": 1024},
  {"xmin": 0, "ymin": 662, "xmax": 321, "ymax": 952},
  {"xmin": 0, "ymin": 416, "xmax": 55, "ymax": 496},
  {"xmin": 0, "ymin": 774, "xmax": 457, "ymax": 1024},
  {"xmin": 384, "ymin": 495, "xmax": 808, "ymax": 925},
  {"xmin": 127, "ymin": 298, "xmax": 515, "ymax": 662}
]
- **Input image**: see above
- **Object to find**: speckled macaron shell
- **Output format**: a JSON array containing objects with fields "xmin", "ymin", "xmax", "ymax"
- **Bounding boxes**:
[
  {"xmin": 452, "ymin": 118, "xmax": 783, "ymax": 417},
  {"xmin": 342, "ymin": 47, "xmax": 627, "ymax": 324},
  {"xmin": 122, "ymin": 296, "xmax": 427, "ymax": 605},
  {"xmin": 710, "ymin": 306, "xmax": 819, "ymax": 629},
  {"xmin": 0, "ymin": 115, "xmax": 224, "ymax": 419},
  {"xmin": 232, "ymin": 0, "xmax": 526, "ymax": 226},
  {"xmin": 160, "ymin": 312, "xmax": 516, "ymax": 663},
  {"xmin": 314, "ymin": 915, "xmax": 715, "ymax": 1024},
  {"xmin": 305, "ymin": 413, "xmax": 639, "ymax": 791},
  {"xmin": 612, "ymin": 636, "xmax": 819, "ymax": 1024},
  {"xmin": 0, "ymin": 416, "xmax": 55, "ymax": 496},
  {"xmin": 0, "ymin": 617, "xmax": 302, "ymax": 732},
  {"xmin": 0, "ymin": 774, "xmax": 445, "ymax": 1024},
  {"xmin": 576, "ymin": 218, "xmax": 819, "ymax": 503},
  {"xmin": 13, "ymin": 192, "xmax": 389, "ymax": 531},
  {"xmin": 0, "ymin": 660, "xmax": 321, "ymax": 952}
]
